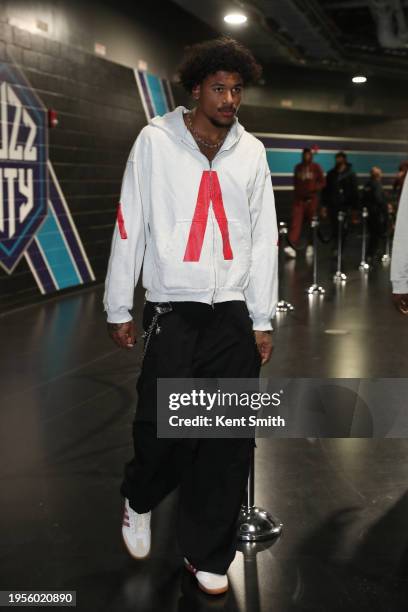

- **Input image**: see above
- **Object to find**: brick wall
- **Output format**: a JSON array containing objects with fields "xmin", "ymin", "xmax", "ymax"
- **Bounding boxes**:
[{"xmin": 0, "ymin": 21, "xmax": 145, "ymax": 311}]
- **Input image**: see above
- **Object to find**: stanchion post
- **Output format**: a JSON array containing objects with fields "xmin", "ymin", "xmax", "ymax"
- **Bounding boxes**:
[
  {"xmin": 306, "ymin": 215, "xmax": 325, "ymax": 294},
  {"xmin": 277, "ymin": 221, "xmax": 295, "ymax": 312},
  {"xmin": 237, "ymin": 445, "xmax": 283, "ymax": 542},
  {"xmin": 382, "ymin": 210, "xmax": 392, "ymax": 263},
  {"xmin": 359, "ymin": 206, "xmax": 370, "ymax": 270},
  {"xmin": 333, "ymin": 210, "xmax": 347, "ymax": 282}
]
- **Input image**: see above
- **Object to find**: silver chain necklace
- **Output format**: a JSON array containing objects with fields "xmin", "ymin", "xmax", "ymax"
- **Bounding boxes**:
[{"xmin": 186, "ymin": 111, "xmax": 228, "ymax": 149}]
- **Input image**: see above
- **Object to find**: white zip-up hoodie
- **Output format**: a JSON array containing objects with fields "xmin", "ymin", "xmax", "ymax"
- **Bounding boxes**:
[
  {"xmin": 103, "ymin": 105, "xmax": 278, "ymax": 330},
  {"xmin": 391, "ymin": 173, "xmax": 408, "ymax": 294}
]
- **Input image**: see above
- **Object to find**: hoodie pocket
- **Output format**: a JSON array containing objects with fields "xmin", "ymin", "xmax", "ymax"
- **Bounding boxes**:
[
  {"xmin": 216, "ymin": 219, "xmax": 251, "ymax": 289},
  {"xmin": 155, "ymin": 221, "xmax": 212, "ymax": 291}
]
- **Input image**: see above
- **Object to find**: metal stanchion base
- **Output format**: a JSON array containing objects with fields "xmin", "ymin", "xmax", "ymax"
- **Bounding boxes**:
[
  {"xmin": 237, "ymin": 505, "xmax": 283, "ymax": 542},
  {"xmin": 276, "ymin": 299, "xmax": 294, "ymax": 312},
  {"xmin": 333, "ymin": 271, "xmax": 347, "ymax": 282},
  {"xmin": 306, "ymin": 283, "xmax": 325, "ymax": 294},
  {"xmin": 359, "ymin": 261, "xmax": 370, "ymax": 270}
]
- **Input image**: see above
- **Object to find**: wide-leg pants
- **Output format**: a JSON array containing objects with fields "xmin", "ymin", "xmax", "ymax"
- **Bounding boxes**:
[{"xmin": 120, "ymin": 300, "xmax": 261, "ymax": 574}]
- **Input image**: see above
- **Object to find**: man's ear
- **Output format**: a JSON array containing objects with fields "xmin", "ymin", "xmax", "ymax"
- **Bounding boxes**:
[{"xmin": 191, "ymin": 83, "xmax": 200, "ymax": 101}]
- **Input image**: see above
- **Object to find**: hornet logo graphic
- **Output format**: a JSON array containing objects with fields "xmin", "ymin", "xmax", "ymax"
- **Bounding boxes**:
[
  {"xmin": 0, "ymin": 72, "xmax": 47, "ymax": 273},
  {"xmin": 0, "ymin": 63, "xmax": 94, "ymax": 292}
]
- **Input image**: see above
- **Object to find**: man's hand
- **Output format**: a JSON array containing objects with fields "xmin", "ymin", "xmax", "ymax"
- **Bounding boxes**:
[
  {"xmin": 320, "ymin": 206, "xmax": 328, "ymax": 219},
  {"xmin": 254, "ymin": 331, "xmax": 273, "ymax": 365},
  {"xmin": 392, "ymin": 294, "xmax": 408, "ymax": 315},
  {"xmin": 107, "ymin": 320, "xmax": 136, "ymax": 349}
]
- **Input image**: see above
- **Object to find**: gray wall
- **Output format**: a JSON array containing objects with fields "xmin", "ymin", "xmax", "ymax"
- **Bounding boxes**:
[
  {"xmin": 0, "ymin": 18, "xmax": 148, "ymax": 311},
  {"xmin": 244, "ymin": 64, "xmax": 408, "ymax": 118},
  {"xmin": 1, "ymin": 1, "xmax": 408, "ymax": 118},
  {"xmin": 0, "ymin": 0, "xmax": 215, "ymax": 78}
]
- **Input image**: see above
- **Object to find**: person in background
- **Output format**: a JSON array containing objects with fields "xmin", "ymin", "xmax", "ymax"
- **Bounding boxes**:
[
  {"xmin": 391, "ymin": 173, "xmax": 408, "ymax": 314},
  {"xmin": 321, "ymin": 151, "xmax": 359, "ymax": 253},
  {"xmin": 361, "ymin": 166, "xmax": 389, "ymax": 262},
  {"xmin": 392, "ymin": 160, "xmax": 408, "ymax": 204},
  {"xmin": 284, "ymin": 147, "xmax": 325, "ymax": 258}
]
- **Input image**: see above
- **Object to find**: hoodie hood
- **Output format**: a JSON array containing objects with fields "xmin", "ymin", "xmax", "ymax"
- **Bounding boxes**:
[{"xmin": 149, "ymin": 105, "xmax": 245, "ymax": 152}]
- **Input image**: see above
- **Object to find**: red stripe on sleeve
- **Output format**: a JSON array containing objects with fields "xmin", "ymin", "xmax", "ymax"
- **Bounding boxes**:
[{"xmin": 117, "ymin": 203, "xmax": 128, "ymax": 239}]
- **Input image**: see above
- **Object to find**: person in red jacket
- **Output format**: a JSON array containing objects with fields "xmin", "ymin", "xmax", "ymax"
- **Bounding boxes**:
[{"xmin": 284, "ymin": 148, "xmax": 325, "ymax": 258}]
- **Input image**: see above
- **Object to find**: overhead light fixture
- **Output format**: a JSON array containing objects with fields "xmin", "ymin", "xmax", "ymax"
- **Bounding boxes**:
[
  {"xmin": 352, "ymin": 75, "xmax": 367, "ymax": 84},
  {"xmin": 224, "ymin": 13, "xmax": 247, "ymax": 25}
]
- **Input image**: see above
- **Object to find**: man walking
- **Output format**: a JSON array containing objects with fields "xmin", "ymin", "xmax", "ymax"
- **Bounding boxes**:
[
  {"xmin": 103, "ymin": 37, "xmax": 278, "ymax": 595},
  {"xmin": 284, "ymin": 148, "xmax": 325, "ymax": 258}
]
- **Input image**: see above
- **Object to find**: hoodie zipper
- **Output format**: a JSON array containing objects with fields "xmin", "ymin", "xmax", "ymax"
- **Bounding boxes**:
[
  {"xmin": 209, "ymin": 160, "xmax": 216, "ymax": 308},
  {"xmin": 184, "ymin": 128, "xmax": 230, "ymax": 309}
]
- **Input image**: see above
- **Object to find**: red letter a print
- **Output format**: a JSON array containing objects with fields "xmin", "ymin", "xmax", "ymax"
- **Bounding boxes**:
[{"xmin": 183, "ymin": 171, "xmax": 233, "ymax": 262}]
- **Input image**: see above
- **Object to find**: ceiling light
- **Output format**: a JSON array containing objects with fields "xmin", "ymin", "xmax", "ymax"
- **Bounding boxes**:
[
  {"xmin": 352, "ymin": 75, "xmax": 367, "ymax": 84},
  {"xmin": 224, "ymin": 13, "xmax": 247, "ymax": 25}
]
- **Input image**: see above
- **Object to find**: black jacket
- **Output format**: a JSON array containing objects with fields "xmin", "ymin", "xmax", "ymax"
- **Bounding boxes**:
[
  {"xmin": 323, "ymin": 163, "xmax": 359, "ymax": 211},
  {"xmin": 361, "ymin": 178, "xmax": 387, "ymax": 214}
]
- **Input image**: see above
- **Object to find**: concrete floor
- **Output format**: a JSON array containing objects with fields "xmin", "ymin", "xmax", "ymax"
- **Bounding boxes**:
[{"xmin": 1, "ymin": 240, "xmax": 408, "ymax": 612}]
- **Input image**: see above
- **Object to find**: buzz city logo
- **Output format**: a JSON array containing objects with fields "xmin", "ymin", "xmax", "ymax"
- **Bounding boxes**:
[
  {"xmin": 0, "ymin": 63, "xmax": 94, "ymax": 293},
  {"xmin": 0, "ymin": 75, "xmax": 46, "ymax": 273}
]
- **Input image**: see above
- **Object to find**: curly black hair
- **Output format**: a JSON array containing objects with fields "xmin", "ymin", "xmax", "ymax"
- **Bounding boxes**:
[{"xmin": 177, "ymin": 37, "xmax": 262, "ymax": 92}]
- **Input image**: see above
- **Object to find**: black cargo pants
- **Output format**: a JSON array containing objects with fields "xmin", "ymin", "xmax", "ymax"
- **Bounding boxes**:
[{"xmin": 120, "ymin": 300, "xmax": 262, "ymax": 574}]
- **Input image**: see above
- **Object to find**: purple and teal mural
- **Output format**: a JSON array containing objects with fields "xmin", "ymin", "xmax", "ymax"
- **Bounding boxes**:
[
  {"xmin": 0, "ymin": 63, "xmax": 95, "ymax": 295},
  {"xmin": 134, "ymin": 69, "xmax": 175, "ymax": 121},
  {"xmin": 255, "ymin": 132, "xmax": 408, "ymax": 191}
]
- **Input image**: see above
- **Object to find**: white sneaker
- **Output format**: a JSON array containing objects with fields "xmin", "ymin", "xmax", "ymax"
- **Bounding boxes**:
[
  {"xmin": 306, "ymin": 245, "xmax": 314, "ymax": 257},
  {"xmin": 184, "ymin": 558, "xmax": 228, "ymax": 595},
  {"xmin": 122, "ymin": 498, "xmax": 151, "ymax": 559},
  {"xmin": 284, "ymin": 246, "xmax": 296, "ymax": 258}
]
